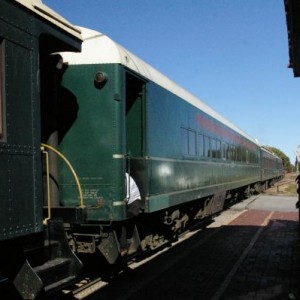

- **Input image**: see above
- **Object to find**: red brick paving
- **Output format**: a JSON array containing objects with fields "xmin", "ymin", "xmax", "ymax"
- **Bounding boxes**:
[
  {"xmin": 221, "ymin": 209, "xmax": 300, "ymax": 300},
  {"xmin": 126, "ymin": 209, "xmax": 300, "ymax": 300},
  {"xmin": 95, "ymin": 205, "xmax": 300, "ymax": 300},
  {"xmin": 229, "ymin": 210, "xmax": 271, "ymax": 227}
]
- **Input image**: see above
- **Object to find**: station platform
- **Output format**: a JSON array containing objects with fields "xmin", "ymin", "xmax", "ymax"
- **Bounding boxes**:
[
  {"xmin": 132, "ymin": 195, "xmax": 300, "ymax": 300},
  {"xmin": 209, "ymin": 195, "xmax": 300, "ymax": 300},
  {"xmin": 89, "ymin": 194, "xmax": 300, "ymax": 300}
]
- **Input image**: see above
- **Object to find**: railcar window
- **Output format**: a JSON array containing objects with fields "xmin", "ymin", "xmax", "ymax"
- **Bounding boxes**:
[
  {"xmin": 198, "ymin": 134, "xmax": 205, "ymax": 157},
  {"xmin": 241, "ymin": 148, "xmax": 247, "ymax": 162},
  {"xmin": 231, "ymin": 145, "xmax": 236, "ymax": 161},
  {"xmin": 181, "ymin": 128, "xmax": 196, "ymax": 156},
  {"xmin": 211, "ymin": 138, "xmax": 217, "ymax": 158},
  {"xmin": 236, "ymin": 146, "xmax": 241, "ymax": 161},
  {"xmin": 222, "ymin": 142, "xmax": 229, "ymax": 160},
  {"xmin": 250, "ymin": 151, "xmax": 257, "ymax": 163},
  {"xmin": 211, "ymin": 139, "xmax": 221, "ymax": 159},
  {"xmin": 188, "ymin": 130, "xmax": 196, "ymax": 156},
  {"xmin": 216, "ymin": 140, "xmax": 221, "ymax": 159},
  {"xmin": 0, "ymin": 41, "xmax": 3, "ymax": 140},
  {"xmin": 229, "ymin": 146, "xmax": 233, "ymax": 160},
  {"xmin": 181, "ymin": 128, "xmax": 188, "ymax": 155},
  {"xmin": 204, "ymin": 136, "xmax": 210, "ymax": 157},
  {"xmin": 249, "ymin": 151, "xmax": 254, "ymax": 163}
]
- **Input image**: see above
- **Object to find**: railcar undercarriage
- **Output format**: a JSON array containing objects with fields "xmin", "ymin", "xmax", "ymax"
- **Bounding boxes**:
[{"xmin": 63, "ymin": 179, "xmax": 281, "ymax": 268}]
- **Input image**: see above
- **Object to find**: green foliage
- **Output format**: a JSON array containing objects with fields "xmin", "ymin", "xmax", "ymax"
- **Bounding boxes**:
[{"xmin": 263, "ymin": 146, "xmax": 293, "ymax": 172}]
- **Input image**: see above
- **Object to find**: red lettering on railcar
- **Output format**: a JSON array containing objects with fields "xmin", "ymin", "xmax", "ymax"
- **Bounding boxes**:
[{"xmin": 195, "ymin": 114, "xmax": 256, "ymax": 150}]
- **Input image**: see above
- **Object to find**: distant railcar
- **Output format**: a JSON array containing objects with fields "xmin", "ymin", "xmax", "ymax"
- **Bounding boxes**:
[
  {"xmin": 0, "ymin": 0, "xmax": 82, "ymax": 298},
  {"xmin": 261, "ymin": 147, "xmax": 284, "ymax": 188},
  {"xmin": 44, "ymin": 27, "xmax": 284, "ymax": 264}
]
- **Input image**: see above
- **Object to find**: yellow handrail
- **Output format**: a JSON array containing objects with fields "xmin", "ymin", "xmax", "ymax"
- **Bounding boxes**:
[
  {"xmin": 41, "ymin": 148, "xmax": 51, "ymax": 225},
  {"xmin": 41, "ymin": 143, "xmax": 84, "ymax": 208}
]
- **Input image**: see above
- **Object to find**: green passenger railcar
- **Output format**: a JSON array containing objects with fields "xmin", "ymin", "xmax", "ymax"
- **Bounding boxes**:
[
  {"xmin": 58, "ymin": 27, "xmax": 262, "ymax": 223},
  {"xmin": 261, "ymin": 147, "xmax": 284, "ymax": 184}
]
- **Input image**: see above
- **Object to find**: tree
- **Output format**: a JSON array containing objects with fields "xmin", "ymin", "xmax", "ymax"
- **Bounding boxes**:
[{"xmin": 263, "ymin": 146, "xmax": 293, "ymax": 172}]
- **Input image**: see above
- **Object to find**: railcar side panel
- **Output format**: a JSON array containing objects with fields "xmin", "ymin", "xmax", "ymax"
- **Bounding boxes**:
[
  {"xmin": 58, "ymin": 63, "xmax": 126, "ymax": 220},
  {"xmin": 0, "ymin": 0, "xmax": 82, "ymax": 242},
  {"xmin": 144, "ymin": 82, "xmax": 261, "ymax": 212},
  {"xmin": 0, "ymin": 8, "xmax": 42, "ymax": 240}
]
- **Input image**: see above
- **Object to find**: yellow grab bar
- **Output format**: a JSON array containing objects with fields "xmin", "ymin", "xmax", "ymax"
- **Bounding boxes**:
[
  {"xmin": 42, "ymin": 148, "xmax": 51, "ymax": 225},
  {"xmin": 41, "ymin": 143, "xmax": 84, "ymax": 208}
]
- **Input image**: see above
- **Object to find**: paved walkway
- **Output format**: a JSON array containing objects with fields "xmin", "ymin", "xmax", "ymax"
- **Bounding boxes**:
[
  {"xmin": 130, "ymin": 195, "xmax": 300, "ymax": 300},
  {"xmin": 90, "ymin": 194, "xmax": 300, "ymax": 300},
  {"xmin": 215, "ymin": 209, "xmax": 299, "ymax": 299}
]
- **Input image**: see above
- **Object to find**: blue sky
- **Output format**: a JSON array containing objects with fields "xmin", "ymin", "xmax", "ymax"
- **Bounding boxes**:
[{"xmin": 44, "ymin": 0, "xmax": 299, "ymax": 163}]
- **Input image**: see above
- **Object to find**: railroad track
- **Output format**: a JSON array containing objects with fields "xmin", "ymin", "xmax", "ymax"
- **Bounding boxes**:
[
  {"xmin": 67, "ymin": 277, "xmax": 109, "ymax": 299},
  {"xmin": 60, "ymin": 243, "xmax": 181, "ymax": 299},
  {"xmin": 57, "ymin": 218, "xmax": 213, "ymax": 299},
  {"xmin": 273, "ymin": 177, "xmax": 297, "ymax": 194},
  {"xmin": 276, "ymin": 178, "xmax": 295, "ymax": 185}
]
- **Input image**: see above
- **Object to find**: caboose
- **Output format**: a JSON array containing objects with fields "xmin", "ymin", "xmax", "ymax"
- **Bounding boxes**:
[{"xmin": 0, "ymin": 0, "xmax": 82, "ymax": 298}]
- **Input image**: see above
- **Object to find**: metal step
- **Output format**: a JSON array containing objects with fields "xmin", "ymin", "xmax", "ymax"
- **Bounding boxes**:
[
  {"xmin": 23, "ymin": 239, "xmax": 60, "ymax": 268},
  {"xmin": 14, "ymin": 220, "xmax": 83, "ymax": 299},
  {"xmin": 44, "ymin": 275, "xmax": 77, "ymax": 293},
  {"xmin": 34, "ymin": 258, "xmax": 72, "ymax": 285}
]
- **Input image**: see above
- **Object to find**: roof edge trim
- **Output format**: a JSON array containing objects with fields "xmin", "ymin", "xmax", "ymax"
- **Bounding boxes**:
[{"xmin": 15, "ymin": 0, "xmax": 82, "ymax": 40}]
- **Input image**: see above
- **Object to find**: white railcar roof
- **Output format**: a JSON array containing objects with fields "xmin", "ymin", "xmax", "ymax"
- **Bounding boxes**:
[
  {"xmin": 261, "ymin": 146, "xmax": 281, "ymax": 159},
  {"xmin": 61, "ymin": 27, "xmax": 258, "ymax": 145},
  {"xmin": 15, "ymin": 0, "xmax": 81, "ymax": 40}
]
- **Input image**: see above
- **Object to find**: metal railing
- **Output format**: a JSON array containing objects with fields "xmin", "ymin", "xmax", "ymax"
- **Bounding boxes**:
[{"xmin": 41, "ymin": 143, "xmax": 84, "ymax": 225}]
